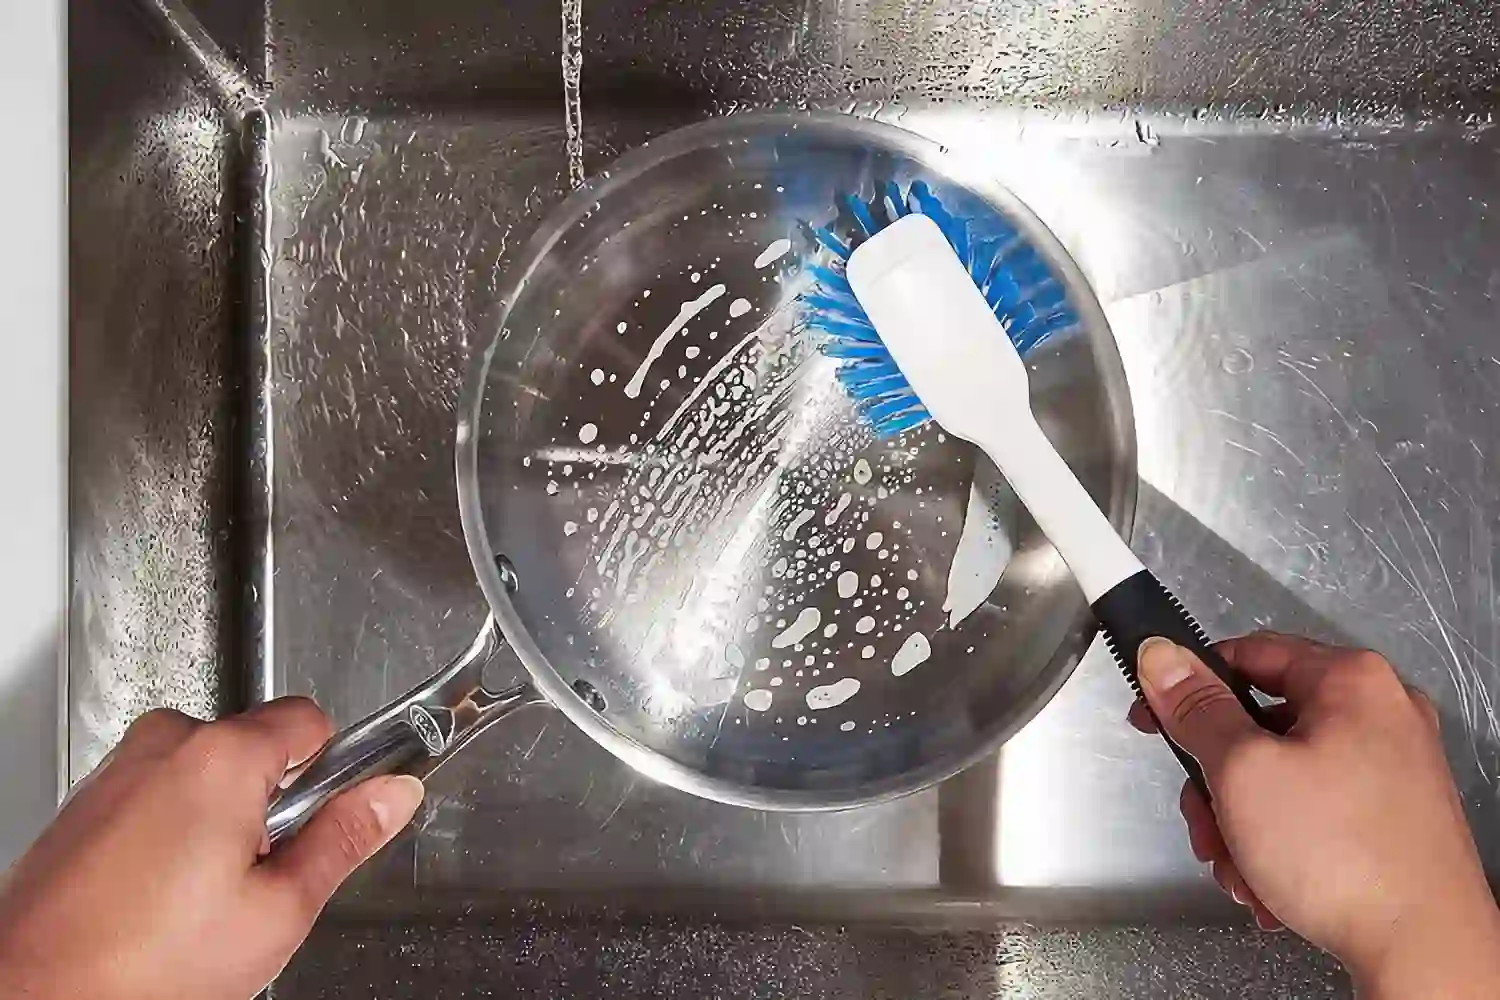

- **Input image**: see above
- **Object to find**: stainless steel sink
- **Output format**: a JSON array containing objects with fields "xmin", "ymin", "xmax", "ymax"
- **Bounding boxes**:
[{"xmin": 69, "ymin": 0, "xmax": 1499, "ymax": 995}]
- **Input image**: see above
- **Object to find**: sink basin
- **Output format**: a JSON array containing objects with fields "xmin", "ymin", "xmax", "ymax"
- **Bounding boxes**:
[{"xmin": 69, "ymin": 0, "xmax": 1499, "ymax": 995}]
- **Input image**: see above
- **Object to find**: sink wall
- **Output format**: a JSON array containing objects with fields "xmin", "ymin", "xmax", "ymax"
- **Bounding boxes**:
[{"xmin": 70, "ymin": 0, "xmax": 240, "ymax": 771}]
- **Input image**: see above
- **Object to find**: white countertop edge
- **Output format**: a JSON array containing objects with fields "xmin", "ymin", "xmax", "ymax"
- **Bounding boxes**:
[{"xmin": 0, "ymin": 0, "xmax": 67, "ymax": 865}]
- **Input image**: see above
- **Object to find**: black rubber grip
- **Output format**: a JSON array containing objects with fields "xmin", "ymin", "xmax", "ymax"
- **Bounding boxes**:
[{"xmin": 1091, "ymin": 569, "xmax": 1277, "ymax": 800}]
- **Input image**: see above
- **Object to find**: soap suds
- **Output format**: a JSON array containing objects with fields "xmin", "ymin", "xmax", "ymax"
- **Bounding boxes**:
[
  {"xmin": 744, "ymin": 689, "xmax": 774, "ymax": 712},
  {"xmin": 578, "ymin": 422, "xmax": 599, "ymax": 444},
  {"xmin": 754, "ymin": 238, "xmax": 792, "ymax": 269},
  {"xmin": 782, "ymin": 507, "xmax": 816, "ymax": 540},
  {"xmin": 836, "ymin": 570, "xmax": 859, "ymax": 599},
  {"xmin": 806, "ymin": 677, "xmax": 861, "ymax": 710},
  {"xmin": 943, "ymin": 465, "xmax": 1016, "ymax": 628},
  {"xmin": 625, "ymin": 283, "xmax": 726, "ymax": 398},
  {"xmin": 772, "ymin": 607, "xmax": 822, "ymax": 649},
  {"xmin": 824, "ymin": 491, "xmax": 853, "ymax": 525},
  {"xmin": 728, "ymin": 298, "xmax": 752, "ymax": 318},
  {"xmin": 891, "ymin": 631, "xmax": 932, "ymax": 676}
]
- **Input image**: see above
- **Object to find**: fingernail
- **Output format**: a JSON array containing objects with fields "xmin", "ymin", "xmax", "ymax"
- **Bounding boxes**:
[
  {"xmin": 368, "ymin": 775, "xmax": 425, "ymax": 834},
  {"xmin": 1139, "ymin": 637, "xmax": 1194, "ymax": 693}
]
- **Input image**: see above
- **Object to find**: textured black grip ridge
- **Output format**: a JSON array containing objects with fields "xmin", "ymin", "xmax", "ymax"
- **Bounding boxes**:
[{"xmin": 1092, "ymin": 569, "xmax": 1277, "ymax": 799}]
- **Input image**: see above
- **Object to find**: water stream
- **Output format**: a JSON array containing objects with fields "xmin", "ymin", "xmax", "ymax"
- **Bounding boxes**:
[{"xmin": 561, "ymin": 0, "xmax": 585, "ymax": 188}]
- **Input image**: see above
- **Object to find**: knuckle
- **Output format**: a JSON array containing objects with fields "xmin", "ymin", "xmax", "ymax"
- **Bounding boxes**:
[
  {"xmin": 1349, "ymin": 649, "xmax": 1396, "ymax": 675},
  {"xmin": 1323, "ymin": 650, "xmax": 1401, "ymax": 700},
  {"xmin": 1169, "ymin": 683, "xmax": 1239, "ymax": 728},
  {"xmin": 329, "ymin": 803, "xmax": 384, "ymax": 866},
  {"xmin": 1408, "ymin": 688, "xmax": 1442, "ymax": 729},
  {"xmin": 125, "ymin": 707, "xmax": 195, "ymax": 744},
  {"xmin": 174, "ymin": 722, "xmax": 252, "ymax": 781},
  {"xmin": 252, "ymin": 695, "xmax": 327, "ymax": 726}
]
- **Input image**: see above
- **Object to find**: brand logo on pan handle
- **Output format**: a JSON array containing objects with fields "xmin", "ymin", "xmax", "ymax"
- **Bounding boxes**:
[{"xmin": 407, "ymin": 705, "xmax": 447, "ymax": 755}]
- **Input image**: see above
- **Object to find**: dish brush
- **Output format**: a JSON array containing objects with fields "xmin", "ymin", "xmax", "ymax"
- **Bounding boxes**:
[{"xmin": 802, "ymin": 186, "xmax": 1272, "ymax": 795}]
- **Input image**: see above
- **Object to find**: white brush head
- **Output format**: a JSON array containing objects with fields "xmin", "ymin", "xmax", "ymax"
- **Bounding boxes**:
[{"xmin": 845, "ymin": 213, "xmax": 1029, "ymax": 444}]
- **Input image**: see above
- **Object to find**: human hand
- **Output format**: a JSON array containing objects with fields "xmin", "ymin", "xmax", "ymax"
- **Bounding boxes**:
[
  {"xmin": 0, "ymin": 699, "xmax": 424, "ymax": 1000},
  {"xmin": 1128, "ymin": 632, "xmax": 1500, "ymax": 999}
]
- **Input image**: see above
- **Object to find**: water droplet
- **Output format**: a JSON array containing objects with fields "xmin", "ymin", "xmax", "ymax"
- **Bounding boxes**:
[{"xmin": 1221, "ymin": 347, "xmax": 1254, "ymax": 375}]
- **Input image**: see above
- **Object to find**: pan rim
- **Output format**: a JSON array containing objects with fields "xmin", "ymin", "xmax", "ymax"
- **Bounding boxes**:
[{"xmin": 455, "ymin": 110, "xmax": 1138, "ymax": 811}]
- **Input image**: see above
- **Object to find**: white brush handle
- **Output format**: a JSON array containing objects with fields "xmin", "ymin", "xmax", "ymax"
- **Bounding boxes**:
[
  {"xmin": 845, "ymin": 214, "xmax": 1143, "ymax": 602},
  {"xmin": 970, "ymin": 417, "xmax": 1143, "ymax": 604},
  {"xmin": 846, "ymin": 213, "xmax": 1278, "ymax": 801}
]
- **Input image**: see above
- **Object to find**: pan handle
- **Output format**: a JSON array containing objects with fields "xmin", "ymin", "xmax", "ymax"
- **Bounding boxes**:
[{"xmin": 265, "ymin": 617, "xmax": 543, "ymax": 846}]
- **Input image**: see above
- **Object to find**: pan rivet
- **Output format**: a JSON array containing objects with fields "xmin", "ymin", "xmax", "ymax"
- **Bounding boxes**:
[
  {"xmin": 494, "ymin": 554, "xmax": 520, "ymax": 594},
  {"xmin": 572, "ymin": 679, "xmax": 607, "ymax": 712}
]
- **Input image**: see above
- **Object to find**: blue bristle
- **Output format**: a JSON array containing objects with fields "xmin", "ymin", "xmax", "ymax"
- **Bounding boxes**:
[
  {"xmin": 807, "ymin": 223, "xmax": 851, "ymax": 260},
  {"xmin": 802, "ymin": 292, "xmax": 863, "ymax": 316},
  {"xmin": 843, "ymin": 356, "xmax": 903, "ymax": 378},
  {"xmin": 988, "ymin": 272, "xmax": 1027, "ymax": 312},
  {"xmin": 909, "ymin": 183, "xmax": 969, "ymax": 259},
  {"xmin": 822, "ymin": 341, "xmax": 893, "ymax": 360},
  {"xmin": 881, "ymin": 181, "xmax": 910, "ymax": 220},
  {"xmin": 798, "ymin": 180, "xmax": 1077, "ymax": 439},
  {"xmin": 808, "ymin": 264, "xmax": 854, "ymax": 297},
  {"xmin": 816, "ymin": 318, "xmax": 881, "ymax": 343},
  {"xmin": 1011, "ymin": 309, "xmax": 1078, "ymax": 353},
  {"xmin": 837, "ymin": 369, "xmax": 911, "ymax": 400},
  {"xmin": 876, "ymin": 407, "xmax": 932, "ymax": 436},
  {"xmin": 1021, "ymin": 281, "xmax": 1068, "ymax": 314},
  {"xmin": 860, "ymin": 392, "xmax": 926, "ymax": 424},
  {"xmin": 843, "ymin": 194, "xmax": 880, "ymax": 239},
  {"xmin": 1001, "ymin": 246, "xmax": 1050, "ymax": 285},
  {"xmin": 968, "ymin": 236, "xmax": 1001, "ymax": 287}
]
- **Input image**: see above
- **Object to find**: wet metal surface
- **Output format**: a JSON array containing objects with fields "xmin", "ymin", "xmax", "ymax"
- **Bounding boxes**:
[
  {"xmin": 68, "ymin": 0, "xmax": 239, "ymax": 772},
  {"xmin": 273, "ymin": 918, "xmax": 1350, "ymax": 999},
  {"xmin": 66, "ymin": 0, "xmax": 1500, "ymax": 995},
  {"xmin": 265, "ymin": 0, "xmax": 1500, "ymax": 113}
]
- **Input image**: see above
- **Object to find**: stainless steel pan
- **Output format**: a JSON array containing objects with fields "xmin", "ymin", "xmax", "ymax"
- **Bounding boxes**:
[{"xmin": 267, "ymin": 113, "xmax": 1136, "ymax": 841}]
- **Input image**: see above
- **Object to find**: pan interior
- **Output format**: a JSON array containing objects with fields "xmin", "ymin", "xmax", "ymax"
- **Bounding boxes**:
[{"xmin": 465, "ymin": 116, "xmax": 1135, "ymax": 806}]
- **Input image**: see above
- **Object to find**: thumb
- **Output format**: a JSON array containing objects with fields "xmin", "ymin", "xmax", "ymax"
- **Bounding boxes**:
[
  {"xmin": 1138, "ymin": 637, "xmax": 1261, "ymax": 781},
  {"xmin": 263, "ymin": 774, "xmax": 424, "ymax": 917}
]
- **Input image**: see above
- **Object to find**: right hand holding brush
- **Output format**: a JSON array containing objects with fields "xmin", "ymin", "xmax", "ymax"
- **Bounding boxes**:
[{"xmin": 1129, "ymin": 632, "xmax": 1500, "ymax": 999}]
